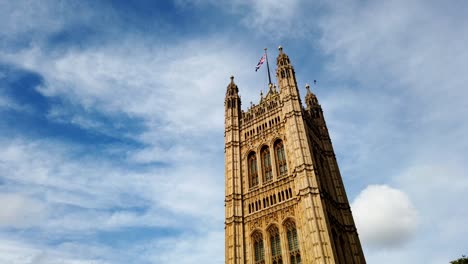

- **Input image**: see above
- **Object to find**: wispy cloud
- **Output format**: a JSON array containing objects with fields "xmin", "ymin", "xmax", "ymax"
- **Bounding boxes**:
[{"xmin": 1, "ymin": 0, "xmax": 468, "ymax": 263}]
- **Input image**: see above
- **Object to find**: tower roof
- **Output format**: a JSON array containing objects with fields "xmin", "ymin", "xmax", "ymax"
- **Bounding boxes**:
[
  {"xmin": 277, "ymin": 46, "xmax": 291, "ymax": 66},
  {"xmin": 305, "ymin": 81, "xmax": 320, "ymax": 108},
  {"xmin": 226, "ymin": 75, "xmax": 239, "ymax": 97}
]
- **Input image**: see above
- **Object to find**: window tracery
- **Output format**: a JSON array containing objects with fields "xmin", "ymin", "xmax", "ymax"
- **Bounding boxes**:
[
  {"xmin": 253, "ymin": 231, "xmax": 265, "ymax": 264},
  {"xmin": 268, "ymin": 225, "xmax": 283, "ymax": 264},
  {"xmin": 275, "ymin": 140, "xmax": 288, "ymax": 176},
  {"xmin": 261, "ymin": 146, "xmax": 273, "ymax": 182},
  {"xmin": 285, "ymin": 220, "xmax": 301, "ymax": 264},
  {"xmin": 249, "ymin": 152, "xmax": 258, "ymax": 187}
]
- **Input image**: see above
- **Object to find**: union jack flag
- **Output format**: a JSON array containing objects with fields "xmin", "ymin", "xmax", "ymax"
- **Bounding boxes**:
[{"xmin": 255, "ymin": 54, "xmax": 266, "ymax": 72}]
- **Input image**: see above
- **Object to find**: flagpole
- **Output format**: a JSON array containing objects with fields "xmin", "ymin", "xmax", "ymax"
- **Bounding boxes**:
[{"xmin": 264, "ymin": 48, "xmax": 272, "ymax": 85}]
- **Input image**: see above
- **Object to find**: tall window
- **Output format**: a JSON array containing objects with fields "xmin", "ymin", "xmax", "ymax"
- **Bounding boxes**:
[
  {"xmin": 261, "ymin": 146, "xmax": 273, "ymax": 182},
  {"xmin": 253, "ymin": 231, "xmax": 265, "ymax": 264},
  {"xmin": 275, "ymin": 140, "xmax": 288, "ymax": 176},
  {"xmin": 248, "ymin": 152, "xmax": 258, "ymax": 187},
  {"xmin": 268, "ymin": 225, "xmax": 283, "ymax": 264},
  {"xmin": 285, "ymin": 220, "xmax": 301, "ymax": 264}
]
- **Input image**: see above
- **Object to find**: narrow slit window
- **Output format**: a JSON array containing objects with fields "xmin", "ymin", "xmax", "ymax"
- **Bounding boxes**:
[
  {"xmin": 249, "ymin": 152, "xmax": 259, "ymax": 187},
  {"xmin": 261, "ymin": 146, "xmax": 273, "ymax": 182}
]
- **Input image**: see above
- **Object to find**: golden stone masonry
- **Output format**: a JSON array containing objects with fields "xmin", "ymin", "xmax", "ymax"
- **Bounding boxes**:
[{"xmin": 224, "ymin": 47, "xmax": 366, "ymax": 264}]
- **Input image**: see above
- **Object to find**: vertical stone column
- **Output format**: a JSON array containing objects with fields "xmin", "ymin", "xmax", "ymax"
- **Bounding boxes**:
[
  {"xmin": 270, "ymin": 142, "xmax": 279, "ymax": 181},
  {"xmin": 276, "ymin": 47, "xmax": 335, "ymax": 264},
  {"xmin": 225, "ymin": 77, "xmax": 245, "ymax": 264}
]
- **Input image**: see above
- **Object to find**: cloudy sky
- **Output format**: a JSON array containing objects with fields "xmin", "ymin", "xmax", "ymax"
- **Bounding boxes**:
[{"xmin": 1, "ymin": 0, "xmax": 467, "ymax": 263}]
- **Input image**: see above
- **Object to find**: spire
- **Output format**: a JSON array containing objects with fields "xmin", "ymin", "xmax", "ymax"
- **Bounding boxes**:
[
  {"xmin": 276, "ymin": 45, "xmax": 299, "ymax": 99},
  {"xmin": 305, "ymin": 80, "xmax": 320, "ymax": 109},
  {"xmin": 225, "ymin": 75, "xmax": 241, "ymax": 111},
  {"xmin": 276, "ymin": 45, "xmax": 291, "ymax": 67},
  {"xmin": 305, "ymin": 83, "xmax": 311, "ymax": 94},
  {"xmin": 226, "ymin": 75, "xmax": 239, "ymax": 97}
]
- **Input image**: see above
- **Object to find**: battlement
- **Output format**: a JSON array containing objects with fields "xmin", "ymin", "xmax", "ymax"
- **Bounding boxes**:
[{"xmin": 240, "ymin": 84, "xmax": 281, "ymax": 127}]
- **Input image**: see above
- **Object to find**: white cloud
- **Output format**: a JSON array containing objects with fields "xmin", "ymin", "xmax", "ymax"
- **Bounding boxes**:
[
  {"xmin": 237, "ymin": 0, "xmax": 304, "ymax": 37},
  {"xmin": 0, "ymin": 193, "xmax": 47, "ymax": 228},
  {"xmin": 144, "ymin": 230, "xmax": 224, "ymax": 264},
  {"xmin": 0, "ymin": 94, "xmax": 30, "ymax": 112},
  {"xmin": 395, "ymin": 162, "xmax": 468, "ymax": 241},
  {"xmin": 0, "ymin": 137, "xmax": 223, "ymax": 233},
  {"xmin": 176, "ymin": 0, "xmax": 310, "ymax": 38},
  {"xmin": 352, "ymin": 185, "xmax": 418, "ymax": 248},
  {"xmin": 0, "ymin": 239, "xmax": 110, "ymax": 264},
  {"xmin": 0, "ymin": 37, "xmax": 263, "ymax": 135},
  {"xmin": 319, "ymin": 0, "xmax": 468, "ymax": 109},
  {"xmin": 0, "ymin": 0, "xmax": 99, "ymax": 45},
  {"xmin": 0, "ymin": 0, "xmax": 62, "ymax": 38}
]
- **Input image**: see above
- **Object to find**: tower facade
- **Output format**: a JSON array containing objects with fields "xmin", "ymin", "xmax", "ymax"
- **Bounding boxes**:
[{"xmin": 224, "ymin": 47, "xmax": 366, "ymax": 264}]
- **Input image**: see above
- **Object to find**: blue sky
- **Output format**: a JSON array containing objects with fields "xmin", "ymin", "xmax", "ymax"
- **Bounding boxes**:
[{"xmin": 1, "ymin": 0, "xmax": 467, "ymax": 263}]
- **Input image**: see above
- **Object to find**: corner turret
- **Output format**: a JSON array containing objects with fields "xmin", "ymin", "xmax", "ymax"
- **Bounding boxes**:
[
  {"xmin": 305, "ymin": 81, "xmax": 319, "ymax": 109},
  {"xmin": 225, "ymin": 76, "xmax": 241, "ymax": 113},
  {"xmin": 276, "ymin": 46, "xmax": 301, "ymax": 105}
]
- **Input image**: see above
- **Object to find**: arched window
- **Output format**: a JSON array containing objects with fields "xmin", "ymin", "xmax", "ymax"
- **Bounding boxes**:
[
  {"xmin": 275, "ymin": 140, "xmax": 288, "ymax": 176},
  {"xmin": 253, "ymin": 231, "xmax": 265, "ymax": 264},
  {"xmin": 268, "ymin": 225, "xmax": 283, "ymax": 264},
  {"xmin": 248, "ymin": 152, "xmax": 259, "ymax": 187},
  {"xmin": 261, "ymin": 146, "xmax": 273, "ymax": 182},
  {"xmin": 285, "ymin": 220, "xmax": 301, "ymax": 264}
]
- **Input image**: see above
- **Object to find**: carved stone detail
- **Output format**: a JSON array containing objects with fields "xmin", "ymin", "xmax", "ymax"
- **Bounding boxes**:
[
  {"xmin": 280, "ymin": 205, "xmax": 295, "ymax": 220},
  {"xmin": 250, "ymin": 218, "xmax": 262, "ymax": 231}
]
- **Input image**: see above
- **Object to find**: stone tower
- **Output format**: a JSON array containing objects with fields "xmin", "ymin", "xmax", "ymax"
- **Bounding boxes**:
[{"xmin": 224, "ymin": 47, "xmax": 366, "ymax": 264}]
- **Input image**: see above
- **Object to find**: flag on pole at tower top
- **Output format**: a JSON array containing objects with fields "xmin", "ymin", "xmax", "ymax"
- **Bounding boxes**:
[{"xmin": 255, "ymin": 54, "xmax": 266, "ymax": 72}]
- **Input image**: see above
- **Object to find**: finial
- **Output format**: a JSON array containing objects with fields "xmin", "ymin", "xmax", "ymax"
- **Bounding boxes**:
[
  {"xmin": 260, "ymin": 90, "xmax": 263, "ymax": 99},
  {"xmin": 269, "ymin": 83, "xmax": 273, "ymax": 91},
  {"xmin": 278, "ymin": 45, "xmax": 283, "ymax": 53},
  {"xmin": 230, "ymin": 75, "xmax": 234, "ymax": 82},
  {"xmin": 306, "ymin": 83, "xmax": 310, "ymax": 91},
  {"xmin": 264, "ymin": 47, "xmax": 267, "ymax": 51}
]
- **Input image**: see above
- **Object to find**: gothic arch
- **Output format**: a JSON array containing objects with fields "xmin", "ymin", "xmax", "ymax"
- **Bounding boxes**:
[
  {"xmin": 283, "ymin": 219, "xmax": 301, "ymax": 264},
  {"xmin": 281, "ymin": 216, "xmax": 297, "ymax": 226},
  {"xmin": 252, "ymin": 230, "xmax": 265, "ymax": 264},
  {"xmin": 249, "ymin": 228, "xmax": 264, "ymax": 237},
  {"xmin": 269, "ymin": 136, "xmax": 284, "ymax": 147},
  {"xmin": 267, "ymin": 224, "xmax": 283, "ymax": 264},
  {"xmin": 256, "ymin": 142, "xmax": 269, "ymax": 153},
  {"xmin": 265, "ymin": 222, "xmax": 280, "ymax": 232},
  {"xmin": 242, "ymin": 148, "xmax": 257, "ymax": 160}
]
